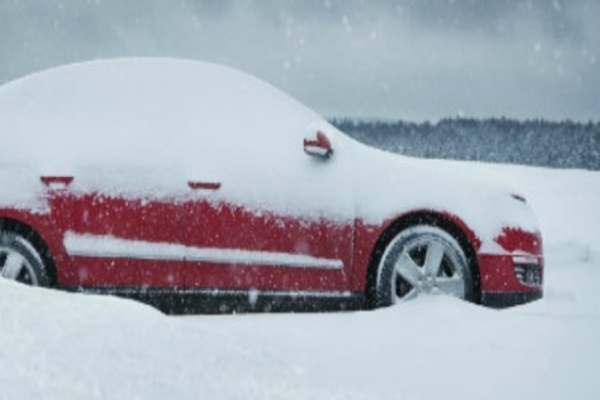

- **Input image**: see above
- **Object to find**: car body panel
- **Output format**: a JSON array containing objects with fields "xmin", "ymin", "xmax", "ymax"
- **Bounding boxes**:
[
  {"xmin": 42, "ymin": 190, "xmax": 354, "ymax": 292},
  {"xmin": 183, "ymin": 198, "xmax": 353, "ymax": 291}
]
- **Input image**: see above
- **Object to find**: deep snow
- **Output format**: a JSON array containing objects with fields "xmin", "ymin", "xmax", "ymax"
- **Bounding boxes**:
[{"xmin": 0, "ymin": 162, "xmax": 598, "ymax": 400}]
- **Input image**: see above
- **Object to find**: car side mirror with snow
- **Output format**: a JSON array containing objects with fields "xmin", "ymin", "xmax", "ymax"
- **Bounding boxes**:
[{"xmin": 303, "ymin": 131, "xmax": 333, "ymax": 160}]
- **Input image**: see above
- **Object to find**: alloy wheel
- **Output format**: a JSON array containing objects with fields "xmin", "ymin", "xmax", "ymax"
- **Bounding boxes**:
[
  {"xmin": 377, "ymin": 225, "xmax": 471, "ymax": 305},
  {"xmin": 0, "ymin": 245, "xmax": 39, "ymax": 285}
]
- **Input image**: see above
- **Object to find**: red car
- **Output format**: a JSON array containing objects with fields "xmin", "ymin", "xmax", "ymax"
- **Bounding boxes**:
[{"xmin": 0, "ymin": 58, "xmax": 543, "ymax": 313}]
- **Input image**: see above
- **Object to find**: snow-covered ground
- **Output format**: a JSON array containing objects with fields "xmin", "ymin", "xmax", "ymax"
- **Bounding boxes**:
[{"xmin": 1, "ymin": 162, "xmax": 599, "ymax": 400}]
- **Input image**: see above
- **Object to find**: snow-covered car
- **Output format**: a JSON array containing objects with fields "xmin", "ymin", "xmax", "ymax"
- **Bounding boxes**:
[{"xmin": 0, "ymin": 58, "xmax": 543, "ymax": 312}]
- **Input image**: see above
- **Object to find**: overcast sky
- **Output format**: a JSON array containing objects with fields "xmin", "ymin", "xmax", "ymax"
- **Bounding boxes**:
[{"xmin": 1, "ymin": 0, "xmax": 598, "ymax": 121}]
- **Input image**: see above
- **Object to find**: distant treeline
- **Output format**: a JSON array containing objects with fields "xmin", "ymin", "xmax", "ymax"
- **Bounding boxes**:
[{"xmin": 330, "ymin": 118, "xmax": 600, "ymax": 170}]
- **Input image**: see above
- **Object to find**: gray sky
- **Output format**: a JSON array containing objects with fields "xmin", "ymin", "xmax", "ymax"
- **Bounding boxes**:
[{"xmin": 1, "ymin": 0, "xmax": 598, "ymax": 121}]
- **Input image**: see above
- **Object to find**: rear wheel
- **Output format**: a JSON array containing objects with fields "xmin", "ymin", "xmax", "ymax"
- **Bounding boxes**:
[
  {"xmin": 0, "ymin": 232, "xmax": 49, "ymax": 286},
  {"xmin": 375, "ymin": 225, "xmax": 474, "ymax": 306}
]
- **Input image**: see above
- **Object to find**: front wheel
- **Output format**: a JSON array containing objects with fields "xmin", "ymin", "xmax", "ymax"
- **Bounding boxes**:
[
  {"xmin": 375, "ymin": 225, "xmax": 474, "ymax": 306},
  {"xmin": 0, "ymin": 232, "xmax": 49, "ymax": 286}
]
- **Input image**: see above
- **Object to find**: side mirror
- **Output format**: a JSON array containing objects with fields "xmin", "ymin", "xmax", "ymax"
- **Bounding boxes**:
[{"xmin": 303, "ymin": 131, "xmax": 333, "ymax": 159}]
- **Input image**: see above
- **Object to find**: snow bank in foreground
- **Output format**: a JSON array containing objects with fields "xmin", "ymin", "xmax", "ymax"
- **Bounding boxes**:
[
  {"xmin": 1, "ymin": 251, "xmax": 598, "ymax": 400},
  {"xmin": 0, "ymin": 164, "xmax": 599, "ymax": 400},
  {"xmin": 0, "ymin": 280, "xmax": 317, "ymax": 400}
]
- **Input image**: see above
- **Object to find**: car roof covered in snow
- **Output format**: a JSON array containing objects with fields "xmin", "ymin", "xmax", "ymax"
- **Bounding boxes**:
[{"xmin": 0, "ymin": 57, "xmax": 328, "ymax": 172}]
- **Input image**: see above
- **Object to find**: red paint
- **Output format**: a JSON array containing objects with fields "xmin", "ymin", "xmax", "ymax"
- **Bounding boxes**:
[
  {"xmin": 48, "ymin": 191, "xmax": 186, "ymax": 287},
  {"xmin": 495, "ymin": 227, "xmax": 543, "ymax": 255},
  {"xmin": 303, "ymin": 131, "xmax": 333, "ymax": 156},
  {"xmin": 181, "ymin": 198, "xmax": 352, "ymax": 291},
  {"xmin": 479, "ymin": 228, "xmax": 544, "ymax": 293},
  {"xmin": 0, "ymin": 183, "xmax": 543, "ymax": 302}
]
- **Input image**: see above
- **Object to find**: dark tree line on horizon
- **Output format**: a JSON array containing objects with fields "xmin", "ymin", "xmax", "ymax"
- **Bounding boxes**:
[{"xmin": 331, "ymin": 118, "xmax": 600, "ymax": 170}]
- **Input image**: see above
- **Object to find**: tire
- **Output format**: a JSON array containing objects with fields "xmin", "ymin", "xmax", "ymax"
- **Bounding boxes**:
[
  {"xmin": 0, "ymin": 231, "xmax": 50, "ymax": 286},
  {"xmin": 375, "ymin": 225, "xmax": 474, "ymax": 307}
]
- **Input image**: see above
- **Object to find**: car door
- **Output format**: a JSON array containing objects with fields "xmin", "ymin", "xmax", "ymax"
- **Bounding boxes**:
[
  {"xmin": 47, "ymin": 175, "xmax": 187, "ymax": 289},
  {"xmin": 181, "ymin": 127, "xmax": 355, "ymax": 294}
]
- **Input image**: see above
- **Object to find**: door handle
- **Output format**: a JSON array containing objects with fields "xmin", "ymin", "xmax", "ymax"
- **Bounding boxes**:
[
  {"xmin": 41, "ymin": 176, "xmax": 74, "ymax": 189},
  {"xmin": 188, "ymin": 181, "xmax": 221, "ymax": 190}
]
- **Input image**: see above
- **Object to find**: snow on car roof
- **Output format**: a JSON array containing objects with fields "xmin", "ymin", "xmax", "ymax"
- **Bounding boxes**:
[{"xmin": 0, "ymin": 57, "xmax": 325, "ymax": 173}]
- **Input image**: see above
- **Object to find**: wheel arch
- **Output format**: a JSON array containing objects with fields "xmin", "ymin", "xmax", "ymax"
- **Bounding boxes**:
[
  {"xmin": 364, "ymin": 210, "xmax": 482, "ymax": 308},
  {"xmin": 0, "ymin": 216, "xmax": 58, "ymax": 285}
]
